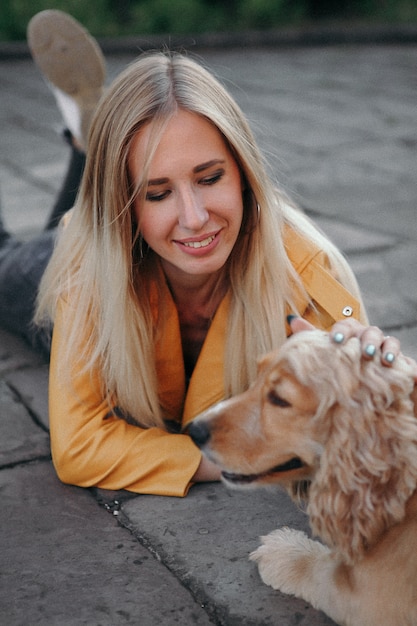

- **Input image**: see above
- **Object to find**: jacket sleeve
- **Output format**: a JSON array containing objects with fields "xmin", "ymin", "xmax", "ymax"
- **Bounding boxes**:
[
  {"xmin": 300, "ymin": 247, "xmax": 368, "ymax": 329},
  {"xmin": 284, "ymin": 222, "xmax": 368, "ymax": 328},
  {"xmin": 48, "ymin": 301, "xmax": 202, "ymax": 497}
]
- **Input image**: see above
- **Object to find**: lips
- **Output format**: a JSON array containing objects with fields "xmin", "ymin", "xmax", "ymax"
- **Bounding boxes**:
[
  {"xmin": 182, "ymin": 235, "xmax": 215, "ymax": 249},
  {"xmin": 175, "ymin": 231, "xmax": 220, "ymax": 254}
]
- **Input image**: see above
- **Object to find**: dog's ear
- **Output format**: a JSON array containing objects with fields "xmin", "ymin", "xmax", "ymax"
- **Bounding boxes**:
[
  {"xmin": 307, "ymin": 355, "xmax": 417, "ymax": 565},
  {"xmin": 287, "ymin": 480, "xmax": 311, "ymax": 504},
  {"xmin": 411, "ymin": 381, "xmax": 417, "ymax": 419}
]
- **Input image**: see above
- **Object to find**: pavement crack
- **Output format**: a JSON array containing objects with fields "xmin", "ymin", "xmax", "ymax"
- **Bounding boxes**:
[
  {"xmin": 0, "ymin": 455, "xmax": 52, "ymax": 471},
  {"xmin": 113, "ymin": 509, "xmax": 221, "ymax": 624},
  {"xmin": 6, "ymin": 381, "xmax": 49, "ymax": 434}
]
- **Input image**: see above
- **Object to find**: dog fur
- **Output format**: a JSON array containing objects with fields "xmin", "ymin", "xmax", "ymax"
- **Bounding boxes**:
[{"xmin": 188, "ymin": 330, "xmax": 417, "ymax": 626}]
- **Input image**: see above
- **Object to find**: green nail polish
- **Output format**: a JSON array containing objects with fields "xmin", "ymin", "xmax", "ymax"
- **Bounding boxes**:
[
  {"xmin": 364, "ymin": 344, "xmax": 376, "ymax": 357},
  {"xmin": 384, "ymin": 352, "xmax": 395, "ymax": 364},
  {"xmin": 333, "ymin": 332, "xmax": 344, "ymax": 344}
]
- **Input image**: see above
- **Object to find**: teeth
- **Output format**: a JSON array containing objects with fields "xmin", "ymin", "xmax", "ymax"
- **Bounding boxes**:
[{"xmin": 183, "ymin": 235, "xmax": 215, "ymax": 249}]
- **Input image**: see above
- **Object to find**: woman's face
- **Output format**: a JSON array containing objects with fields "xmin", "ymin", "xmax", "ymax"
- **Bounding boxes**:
[{"xmin": 129, "ymin": 109, "xmax": 244, "ymax": 285}]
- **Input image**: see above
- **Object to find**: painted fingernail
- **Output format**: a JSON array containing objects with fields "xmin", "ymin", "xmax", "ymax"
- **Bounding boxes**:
[
  {"xmin": 286, "ymin": 315, "xmax": 298, "ymax": 325},
  {"xmin": 384, "ymin": 352, "xmax": 395, "ymax": 364},
  {"xmin": 364, "ymin": 344, "xmax": 377, "ymax": 357},
  {"xmin": 333, "ymin": 332, "xmax": 345, "ymax": 344}
]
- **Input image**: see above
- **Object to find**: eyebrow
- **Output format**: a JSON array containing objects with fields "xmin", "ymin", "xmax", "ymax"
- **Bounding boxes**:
[{"xmin": 147, "ymin": 159, "xmax": 226, "ymax": 187}]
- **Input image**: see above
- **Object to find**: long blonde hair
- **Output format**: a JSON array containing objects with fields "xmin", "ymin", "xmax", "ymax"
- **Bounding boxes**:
[{"xmin": 36, "ymin": 51, "xmax": 362, "ymax": 427}]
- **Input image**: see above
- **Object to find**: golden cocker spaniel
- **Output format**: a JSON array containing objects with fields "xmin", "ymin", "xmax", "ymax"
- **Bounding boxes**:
[{"xmin": 189, "ymin": 330, "xmax": 417, "ymax": 626}]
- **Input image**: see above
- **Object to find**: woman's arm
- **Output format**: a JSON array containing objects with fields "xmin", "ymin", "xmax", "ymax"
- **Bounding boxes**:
[
  {"xmin": 49, "ymin": 302, "xmax": 209, "ymax": 497},
  {"xmin": 191, "ymin": 455, "xmax": 222, "ymax": 482}
]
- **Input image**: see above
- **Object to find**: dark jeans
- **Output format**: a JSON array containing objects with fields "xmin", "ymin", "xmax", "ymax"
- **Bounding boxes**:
[
  {"xmin": 0, "ymin": 232, "xmax": 55, "ymax": 356},
  {"xmin": 0, "ymin": 146, "xmax": 85, "ymax": 357}
]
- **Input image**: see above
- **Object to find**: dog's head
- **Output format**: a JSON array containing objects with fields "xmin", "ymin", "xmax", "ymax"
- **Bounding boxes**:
[
  {"xmin": 188, "ymin": 331, "xmax": 363, "ymax": 487},
  {"xmin": 188, "ymin": 330, "xmax": 417, "ymax": 561}
]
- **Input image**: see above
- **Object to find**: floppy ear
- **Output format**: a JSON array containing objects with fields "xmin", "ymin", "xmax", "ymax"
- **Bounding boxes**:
[{"xmin": 307, "ymin": 354, "xmax": 417, "ymax": 565}]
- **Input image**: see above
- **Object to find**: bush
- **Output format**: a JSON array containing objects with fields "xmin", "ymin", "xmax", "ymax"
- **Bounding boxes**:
[
  {"xmin": 0, "ymin": 0, "xmax": 114, "ymax": 41},
  {"xmin": 1, "ymin": 0, "xmax": 417, "ymax": 41}
]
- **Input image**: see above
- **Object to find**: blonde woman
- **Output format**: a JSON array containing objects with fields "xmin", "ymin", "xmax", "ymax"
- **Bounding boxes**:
[
  {"xmin": 1, "ymin": 12, "xmax": 408, "ymax": 496},
  {"xmin": 32, "ymin": 46, "xmax": 409, "ymax": 497}
]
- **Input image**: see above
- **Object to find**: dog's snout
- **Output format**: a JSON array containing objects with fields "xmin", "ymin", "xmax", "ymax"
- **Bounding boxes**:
[{"xmin": 188, "ymin": 421, "xmax": 211, "ymax": 448}]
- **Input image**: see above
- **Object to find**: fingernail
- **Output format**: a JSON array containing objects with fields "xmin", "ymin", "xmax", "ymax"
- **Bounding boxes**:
[
  {"xmin": 384, "ymin": 352, "xmax": 395, "ymax": 364},
  {"xmin": 364, "ymin": 344, "xmax": 377, "ymax": 357},
  {"xmin": 333, "ymin": 332, "xmax": 345, "ymax": 344},
  {"xmin": 286, "ymin": 315, "xmax": 298, "ymax": 325}
]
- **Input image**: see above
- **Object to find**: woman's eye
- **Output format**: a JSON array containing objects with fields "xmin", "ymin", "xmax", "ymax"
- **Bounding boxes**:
[
  {"xmin": 200, "ymin": 170, "xmax": 224, "ymax": 186},
  {"xmin": 146, "ymin": 190, "xmax": 171, "ymax": 202}
]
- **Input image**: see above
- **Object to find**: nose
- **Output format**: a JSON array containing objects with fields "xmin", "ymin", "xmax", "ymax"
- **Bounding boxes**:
[
  {"xmin": 188, "ymin": 421, "xmax": 211, "ymax": 448},
  {"xmin": 178, "ymin": 187, "xmax": 209, "ymax": 231}
]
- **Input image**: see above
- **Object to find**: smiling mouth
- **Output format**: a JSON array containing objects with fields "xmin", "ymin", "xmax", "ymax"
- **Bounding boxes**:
[
  {"xmin": 181, "ymin": 234, "xmax": 216, "ymax": 249},
  {"xmin": 221, "ymin": 457, "xmax": 304, "ymax": 484}
]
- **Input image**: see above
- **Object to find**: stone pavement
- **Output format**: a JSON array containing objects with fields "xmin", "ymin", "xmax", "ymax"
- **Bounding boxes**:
[{"xmin": 1, "ymin": 38, "xmax": 416, "ymax": 625}]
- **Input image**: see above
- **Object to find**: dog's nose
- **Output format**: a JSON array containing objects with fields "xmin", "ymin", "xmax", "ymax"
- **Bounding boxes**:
[{"xmin": 188, "ymin": 421, "xmax": 211, "ymax": 447}]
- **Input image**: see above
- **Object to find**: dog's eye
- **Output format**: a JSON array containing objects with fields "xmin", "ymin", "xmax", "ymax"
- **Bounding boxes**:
[{"xmin": 267, "ymin": 390, "xmax": 291, "ymax": 408}]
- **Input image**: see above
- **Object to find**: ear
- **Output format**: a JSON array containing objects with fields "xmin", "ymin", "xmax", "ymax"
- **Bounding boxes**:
[{"xmin": 307, "ymin": 359, "xmax": 417, "ymax": 564}]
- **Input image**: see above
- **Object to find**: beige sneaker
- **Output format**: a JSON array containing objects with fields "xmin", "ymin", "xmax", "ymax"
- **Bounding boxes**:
[{"xmin": 27, "ymin": 10, "xmax": 106, "ymax": 151}]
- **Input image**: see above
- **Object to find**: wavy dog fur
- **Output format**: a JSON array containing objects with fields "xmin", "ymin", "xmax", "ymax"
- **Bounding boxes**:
[{"xmin": 189, "ymin": 330, "xmax": 417, "ymax": 626}]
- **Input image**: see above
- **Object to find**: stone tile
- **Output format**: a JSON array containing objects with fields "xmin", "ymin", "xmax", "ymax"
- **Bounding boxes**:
[
  {"xmin": 0, "ymin": 463, "xmax": 213, "ymax": 625},
  {"xmin": 313, "ymin": 215, "xmax": 398, "ymax": 254},
  {"xmin": 4, "ymin": 365, "xmax": 49, "ymax": 431},
  {"xmin": 0, "ymin": 328, "xmax": 44, "ymax": 374},
  {"xmin": 121, "ymin": 483, "xmax": 336, "ymax": 626},
  {"xmin": 0, "ymin": 379, "xmax": 49, "ymax": 467}
]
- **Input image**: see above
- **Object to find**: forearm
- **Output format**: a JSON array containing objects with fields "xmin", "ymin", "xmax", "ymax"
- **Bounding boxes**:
[
  {"xmin": 50, "ymin": 406, "xmax": 203, "ymax": 496},
  {"xmin": 191, "ymin": 454, "xmax": 222, "ymax": 483}
]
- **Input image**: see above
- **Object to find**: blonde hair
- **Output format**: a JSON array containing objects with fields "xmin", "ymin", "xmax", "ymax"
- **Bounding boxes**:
[{"xmin": 36, "ymin": 51, "xmax": 363, "ymax": 428}]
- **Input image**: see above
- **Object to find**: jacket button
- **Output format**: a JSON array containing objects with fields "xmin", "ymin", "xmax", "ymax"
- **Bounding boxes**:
[{"xmin": 342, "ymin": 306, "xmax": 353, "ymax": 317}]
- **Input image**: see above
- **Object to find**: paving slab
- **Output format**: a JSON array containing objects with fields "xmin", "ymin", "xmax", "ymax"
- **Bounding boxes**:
[
  {"xmin": 348, "ymin": 242, "xmax": 417, "ymax": 329},
  {"xmin": 4, "ymin": 364, "xmax": 49, "ymax": 430},
  {"xmin": 119, "ymin": 483, "xmax": 335, "ymax": 626},
  {"xmin": 0, "ymin": 378, "xmax": 49, "ymax": 466},
  {"xmin": 0, "ymin": 462, "xmax": 214, "ymax": 626},
  {"xmin": 0, "ymin": 326, "xmax": 45, "ymax": 373}
]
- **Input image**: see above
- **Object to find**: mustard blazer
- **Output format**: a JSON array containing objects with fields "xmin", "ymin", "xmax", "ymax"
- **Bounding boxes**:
[{"xmin": 49, "ymin": 226, "xmax": 365, "ymax": 497}]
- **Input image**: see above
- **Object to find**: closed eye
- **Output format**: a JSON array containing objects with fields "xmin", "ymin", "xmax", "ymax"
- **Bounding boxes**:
[
  {"xmin": 199, "ymin": 170, "xmax": 224, "ymax": 186},
  {"xmin": 267, "ymin": 390, "xmax": 292, "ymax": 408},
  {"xmin": 145, "ymin": 170, "xmax": 224, "ymax": 201},
  {"xmin": 146, "ymin": 189, "xmax": 171, "ymax": 202}
]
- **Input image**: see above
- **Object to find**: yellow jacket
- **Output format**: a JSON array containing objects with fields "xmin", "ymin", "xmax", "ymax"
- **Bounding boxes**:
[{"xmin": 49, "ymin": 226, "xmax": 365, "ymax": 497}]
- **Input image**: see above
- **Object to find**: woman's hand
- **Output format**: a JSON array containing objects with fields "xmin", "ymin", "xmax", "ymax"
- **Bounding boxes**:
[
  {"xmin": 191, "ymin": 454, "xmax": 222, "ymax": 483},
  {"xmin": 289, "ymin": 316, "xmax": 417, "ymax": 381}
]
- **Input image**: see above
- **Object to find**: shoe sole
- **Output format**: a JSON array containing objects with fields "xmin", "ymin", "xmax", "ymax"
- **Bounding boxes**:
[{"xmin": 27, "ymin": 10, "xmax": 106, "ymax": 143}]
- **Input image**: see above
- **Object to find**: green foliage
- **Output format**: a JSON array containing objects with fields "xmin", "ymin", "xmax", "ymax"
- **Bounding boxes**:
[
  {"xmin": 236, "ymin": 0, "xmax": 308, "ymax": 29},
  {"xmin": 0, "ymin": 0, "xmax": 114, "ymax": 41},
  {"xmin": 130, "ymin": 0, "xmax": 223, "ymax": 35},
  {"xmin": 1, "ymin": 0, "xmax": 417, "ymax": 41}
]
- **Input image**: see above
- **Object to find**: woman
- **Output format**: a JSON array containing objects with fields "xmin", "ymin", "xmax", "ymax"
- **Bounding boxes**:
[
  {"xmin": 31, "ymin": 46, "xmax": 409, "ymax": 498},
  {"xmin": 0, "ymin": 9, "xmax": 102, "ymax": 355}
]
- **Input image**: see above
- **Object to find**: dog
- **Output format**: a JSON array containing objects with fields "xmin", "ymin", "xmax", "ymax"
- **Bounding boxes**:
[{"xmin": 188, "ymin": 330, "xmax": 417, "ymax": 626}]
